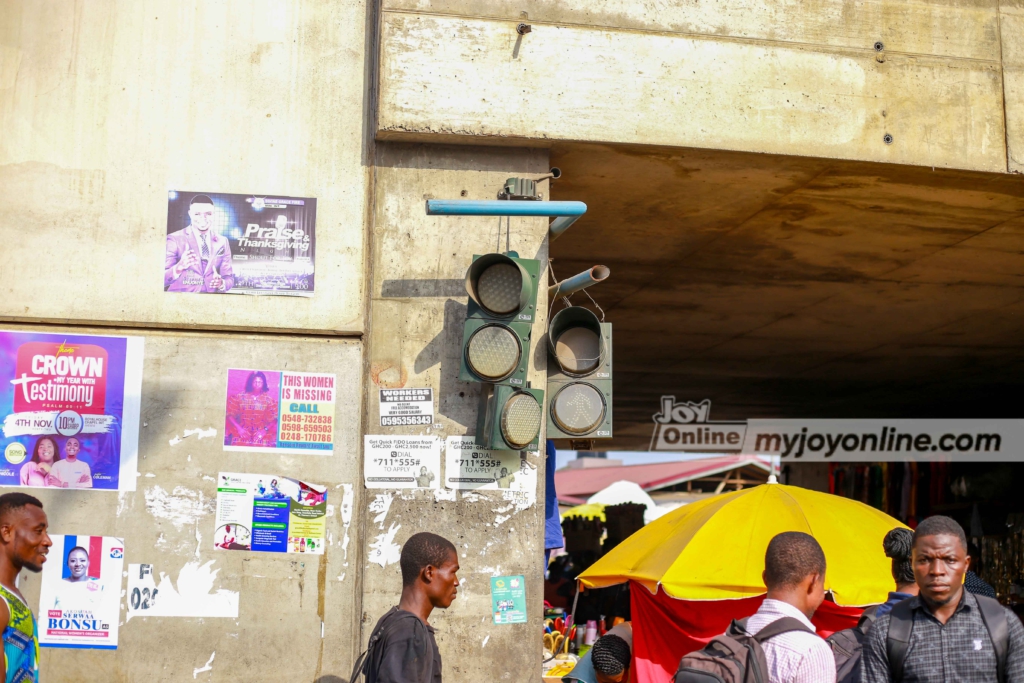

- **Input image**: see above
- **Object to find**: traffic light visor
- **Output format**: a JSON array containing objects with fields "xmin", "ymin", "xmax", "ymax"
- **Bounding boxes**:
[
  {"xmin": 501, "ymin": 391, "xmax": 542, "ymax": 449},
  {"xmin": 467, "ymin": 254, "xmax": 531, "ymax": 316},
  {"xmin": 549, "ymin": 307, "xmax": 605, "ymax": 376},
  {"xmin": 466, "ymin": 324, "xmax": 522, "ymax": 381},
  {"xmin": 551, "ymin": 383, "xmax": 606, "ymax": 435}
]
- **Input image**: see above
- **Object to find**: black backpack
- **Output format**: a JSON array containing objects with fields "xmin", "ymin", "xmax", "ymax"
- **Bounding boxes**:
[
  {"xmin": 675, "ymin": 616, "xmax": 813, "ymax": 683},
  {"xmin": 348, "ymin": 608, "xmax": 420, "ymax": 683},
  {"xmin": 886, "ymin": 594, "xmax": 1009, "ymax": 683},
  {"xmin": 826, "ymin": 605, "xmax": 878, "ymax": 683}
]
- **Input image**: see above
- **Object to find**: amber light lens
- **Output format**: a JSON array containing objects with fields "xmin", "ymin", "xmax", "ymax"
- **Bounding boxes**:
[
  {"xmin": 501, "ymin": 392, "xmax": 542, "ymax": 449},
  {"xmin": 467, "ymin": 325, "xmax": 521, "ymax": 380}
]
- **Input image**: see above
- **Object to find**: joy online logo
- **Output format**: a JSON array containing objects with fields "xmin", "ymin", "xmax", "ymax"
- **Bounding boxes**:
[{"xmin": 651, "ymin": 397, "xmax": 747, "ymax": 451}]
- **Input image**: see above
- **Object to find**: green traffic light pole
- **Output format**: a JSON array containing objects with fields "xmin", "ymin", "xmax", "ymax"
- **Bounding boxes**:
[{"xmin": 425, "ymin": 200, "xmax": 587, "ymax": 241}]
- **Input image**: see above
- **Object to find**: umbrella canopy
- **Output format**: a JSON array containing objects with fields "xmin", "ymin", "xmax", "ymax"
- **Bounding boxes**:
[
  {"xmin": 578, "ymin": 482, "xmax": 905, "ymax": 606},
  {"xmin": 561, "ymin": 502, "xmax": 607, "ymax": 522}
]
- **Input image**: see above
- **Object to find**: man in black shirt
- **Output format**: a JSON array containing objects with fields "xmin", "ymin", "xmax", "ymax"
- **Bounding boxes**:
[
  {"xmin": 363, "ymin": 532, "xmax": 460, "ymax": 683},
  {"xmin": 860, "ymin": 515, "xmax": 1024, "ymax": 682}
]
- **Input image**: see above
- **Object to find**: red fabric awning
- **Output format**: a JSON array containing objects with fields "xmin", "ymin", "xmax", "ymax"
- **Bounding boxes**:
[{"xmin": 629, "ymin": 582, "xmax": 863, "ymax": 683}]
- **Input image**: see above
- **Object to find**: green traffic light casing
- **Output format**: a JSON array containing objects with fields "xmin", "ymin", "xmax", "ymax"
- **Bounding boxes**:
[
  {"xmin": 459, "ymin": 252, "xmax": 540, "ymax": 387},
  {"xmin": 546, "ymin": 307, "xmax": 613, "ymax": 439},
  {"xmin": 476, "ymin": 384, "xmax": 545, "ymax": 451}
]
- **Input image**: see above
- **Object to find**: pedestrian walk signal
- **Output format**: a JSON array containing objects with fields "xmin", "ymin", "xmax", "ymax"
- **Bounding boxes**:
[
  {"xmin": 459, "ymin": 252, "xmax": 540, "ymax": 386},
  {"xmin": 476, "ymin": 384, "xmax": 545, "ymax": 451},
  {"xmin": 546, "ymin": 307, "xmax": 612, "ymax": 439}
]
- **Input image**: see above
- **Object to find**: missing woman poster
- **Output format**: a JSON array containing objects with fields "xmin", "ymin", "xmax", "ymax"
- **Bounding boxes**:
[
  {"xmin": 214, "ymin": 473, "xmax": 327, "ymax": 555},
  {"xmin": 223, "ymin": 368, "xmax": 335, "ymax": 455},
  {"xmin": 38, "ymin": 535, "xmax": 124, "ymax": 649},
  {"xmin": 0, "ymin": 330, "xmax": 144, "ymax": 492},
  {"xmin": 164, "ymin": 190, "xmax": 317, "ymax": 297}
]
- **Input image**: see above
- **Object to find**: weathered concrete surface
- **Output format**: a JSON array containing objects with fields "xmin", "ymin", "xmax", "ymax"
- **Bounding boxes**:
[
  {"xmin": 1003, "ymin": 0, "xmax": 1024, "ymax": 173},
  {"xmin": 377, "ymin": 8, "xmax": 1010, "ymax": 172},
  {"xmin": 548, "ymin": 142, "xmax": 1024, "ymax": 449},
  {"xmin": 0, "ymin": 0, "xmax": 369, "ymax": 333},
  {"xmin": 362, "ymin": 143, "xmax": 550, "ymax": 681},
  {"xmin": 2, "ymin": 324, "xmax": 364, "ymax": 682}
]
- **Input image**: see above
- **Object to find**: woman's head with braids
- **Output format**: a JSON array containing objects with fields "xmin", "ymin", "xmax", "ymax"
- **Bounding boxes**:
[
  {"xmin": 592, "ymin": 634, "xmax": 631, "ymax": 683},
  {"xmin": 883, "ymin": 527, "xmax": 915, "ymax": 589}
]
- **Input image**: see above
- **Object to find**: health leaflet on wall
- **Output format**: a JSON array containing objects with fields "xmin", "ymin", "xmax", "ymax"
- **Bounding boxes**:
[
  {"xmin": 214, "ymin": 473, "xmax": 327, "ymax": 554},
  {"xmin": 379, "ymin": 388, "xmax": 433, "ymax": 427},
  {"xmin": 164, "ymin": 190, "xmax": 317, "ymax": 297},
  {"xmin": 444, "ymin": 436, "xmax": 531, "ymax": 491},
  {"xmin": 223, "ymin": 369, "xmax": 335, "ymax": 455},
  {"xmin": 490, "ymin": 575, "xmax": 527, "ymax": 625},
  {"xmin": 38, "ymin": 535, "xmax": 124, "ymax": 649},
  {"xmin": 0, "ymin": 330, "xmax": 144, "ymax": 492},
  {"xmin": 363, "ymin": 435, "xmax": 441, "ymax": 489}
]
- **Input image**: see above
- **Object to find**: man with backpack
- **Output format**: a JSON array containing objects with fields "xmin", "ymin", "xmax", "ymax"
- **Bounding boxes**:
[
  {"xmin": 860, "ymin": 515, "xmax": 1024, "ymax": 682},
  {"xmin": 354, "ymin": 532, "xmax": 460, "ymax": 683},
  {"xmin": 676, "ymin": 531, "xmax": 836, "ymax": 683},
  {"xmin": 828, "ymin": 527, "xmax": 918, "ymax": 682}
]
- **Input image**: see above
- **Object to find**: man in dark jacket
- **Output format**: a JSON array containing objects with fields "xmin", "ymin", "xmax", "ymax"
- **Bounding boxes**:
[{"xmin": 364, "ymin": 532, "xmax": 460, "ymax": 683}]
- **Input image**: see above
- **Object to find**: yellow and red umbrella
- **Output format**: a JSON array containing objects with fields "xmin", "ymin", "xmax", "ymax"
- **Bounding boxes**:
[{"xmin": 579, "ymin": 482, "xmax": 906, "ymax": 606}]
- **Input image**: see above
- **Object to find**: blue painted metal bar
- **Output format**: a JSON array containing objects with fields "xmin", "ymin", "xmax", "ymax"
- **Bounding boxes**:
[{"xmin": 426, "ymin": 199, "xmax": 587, "ymax": 217}]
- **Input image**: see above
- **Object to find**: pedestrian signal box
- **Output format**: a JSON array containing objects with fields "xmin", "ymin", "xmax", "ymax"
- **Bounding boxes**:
[
  {"xmin": 546, "ymin": 307, "xmax": 613, "ymax": 439},
  {"xmin": 459, "ymin": 252, "xmax": 540, "ymax": 387},
  {"xmin": 476, "ymin": 384, "xmax": 545, "ymax": 451}
]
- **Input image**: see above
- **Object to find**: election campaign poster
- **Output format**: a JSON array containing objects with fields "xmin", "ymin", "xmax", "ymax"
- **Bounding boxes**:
[
  {"xmin": 38, "ymin": 535, "xmax": 124, "ymax": 649},
  {"xmin": 363, "ymin": 435, "xmax": 442, "ymax": 489},
  {"xmin": 0, "ymin": 330, "xmax": 144, "ymax": 492},
  {"xmin": 165, "ymin": 190, "xmax": 317, "ymax": 297},
  {"xmin": 223, "ymin": 369, "xmax": 335, "ymax": 455},
  {"xmin": 214, "ymin": 473, "xmax": 327, "ymax": 555},
  {"xmin": 444, "ymin": 436, "xmax": 532, "ymax": 491}
]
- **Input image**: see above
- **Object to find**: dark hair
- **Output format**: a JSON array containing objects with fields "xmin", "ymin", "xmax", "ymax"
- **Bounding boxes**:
[
  {"xmin": 32, "ymin": 436, "xmax": 59, "ymax": 464},
  {"xmin": 883, "ymin": 527, "xmax": 914, "ymax": 585},
  {"xmin": 592, "ymin": 634, "xmax": 631, "ymax": 676},
  {"xmin": 190, "ymin": 194, "xmax": 214, "ymax": 206},
  {"xmin": 0, "ymin": 493, "xmax": 43, "ymax": 523},
  {"xmin": 764, "ymin": 532, "xmax": 826, "ymax": 589},
  {"xmin": 914, "ymin": 515, "xmax": 967, "ymax": 552},
  {"xmin": 68, "ymin": 546, "xmax": 89, "ymax": 560},
  {"xmin": 400, "ymin": 532, "xmax": 456, "ymax": 587},
  {"xmin": 245, "ymin": 371, "xmax": 271, "ymax": 394}
]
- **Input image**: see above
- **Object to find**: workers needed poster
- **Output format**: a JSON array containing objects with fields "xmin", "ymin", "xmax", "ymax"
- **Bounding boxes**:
[
  {"xmin": 38, "ymin": 535, "xmax": 125, "ymax": 649},
  {"xmin": 223, "ymin": 369, "xmax": 335, "ymax": 455},
  {"xmin": 0, "ymin": 330, "xmax": 144, "ymax": 492},
  {"xmin": 214, "ymin": 473, "xmax": 327, "ymax": 554},
  {"xmin": 164, "ymin": 190, "xmax": 317, "ymax": 297}
]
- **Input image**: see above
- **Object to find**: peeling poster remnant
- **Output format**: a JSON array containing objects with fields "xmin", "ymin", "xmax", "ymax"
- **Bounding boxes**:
[
  {"xmin": 126, "ymin": 561, "xmax": 239, "ymax": 621},
  {"xmin": 368, "ymin": 522, "xmax": 402, "ymax": 567}
]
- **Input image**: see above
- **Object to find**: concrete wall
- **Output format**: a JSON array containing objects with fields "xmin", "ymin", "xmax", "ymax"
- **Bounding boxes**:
[
  {"xmin": 2, "ymin": 324, "xmax": 365, "ymax": 682},
  {"xmin": 376, "ymin": 0, "xmax": 1021, "ymax": 174},
  {"xmin": 361, "ymin": 142, "xmax": 550, "ymax": 680},
  {"xmin": 0, "ymin": 0, "xmax": 370, "ymax": 333}
]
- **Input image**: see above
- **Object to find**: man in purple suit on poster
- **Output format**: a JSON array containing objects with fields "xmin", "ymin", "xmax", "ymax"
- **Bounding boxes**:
[{"xmin": 164, "ymin": 195, "xmax": 235, "ymax": 293}]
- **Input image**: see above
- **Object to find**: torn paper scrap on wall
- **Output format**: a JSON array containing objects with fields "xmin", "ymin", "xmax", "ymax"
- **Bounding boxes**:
[
  {"xmin": 126, "ymin": 561, "xmax": 239, "ymax": 621},
  {"xmin": 145, "ymin": 486, "xmax": 215, "ymax": 530},
  {"xmin": 368, "ymin": 522, "xmax": 401, "ymax": 568},
  {"xmin": 369, "ymin": 493, "xmax": 393, "ymax": 526}
]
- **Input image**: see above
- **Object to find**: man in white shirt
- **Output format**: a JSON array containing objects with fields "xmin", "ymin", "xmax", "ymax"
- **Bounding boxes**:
[
  {"xmin": 164, "ymin": 195, "xmax": 234, "ymax": 293},
  {"xmin": 50, "ymin": 438, "xmax": 92, "ymax": 489},
  {"xmin": 744, "ymin": 532, "xmax": 837, "ymax": 683}
]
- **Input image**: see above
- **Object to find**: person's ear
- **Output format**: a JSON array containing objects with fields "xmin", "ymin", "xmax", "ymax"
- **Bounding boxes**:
[
  {"xmin": 0, "ymin": 523, "xmax": 12, "ymax": 544},
  {"xmin": 422, "ymin": 564, "xmax": 435, "ymax": 584}
]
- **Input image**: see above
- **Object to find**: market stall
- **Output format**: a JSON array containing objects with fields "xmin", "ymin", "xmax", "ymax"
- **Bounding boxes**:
[{"xmin": 576, "ymin": 480, "xmax": 905, "ymax": 683}]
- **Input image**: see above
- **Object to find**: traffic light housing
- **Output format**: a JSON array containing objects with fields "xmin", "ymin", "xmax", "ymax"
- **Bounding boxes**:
[
  {"xmin": 476, "ymin": 384, "xmax": 545, "ymax": 450},
  {"xmin": 459, "ymin": 252, "xmax": 540, "ymax": 387},
  {"xmin": 546, "ymin": 307, "xmax": 613, "ymax": 439}
]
